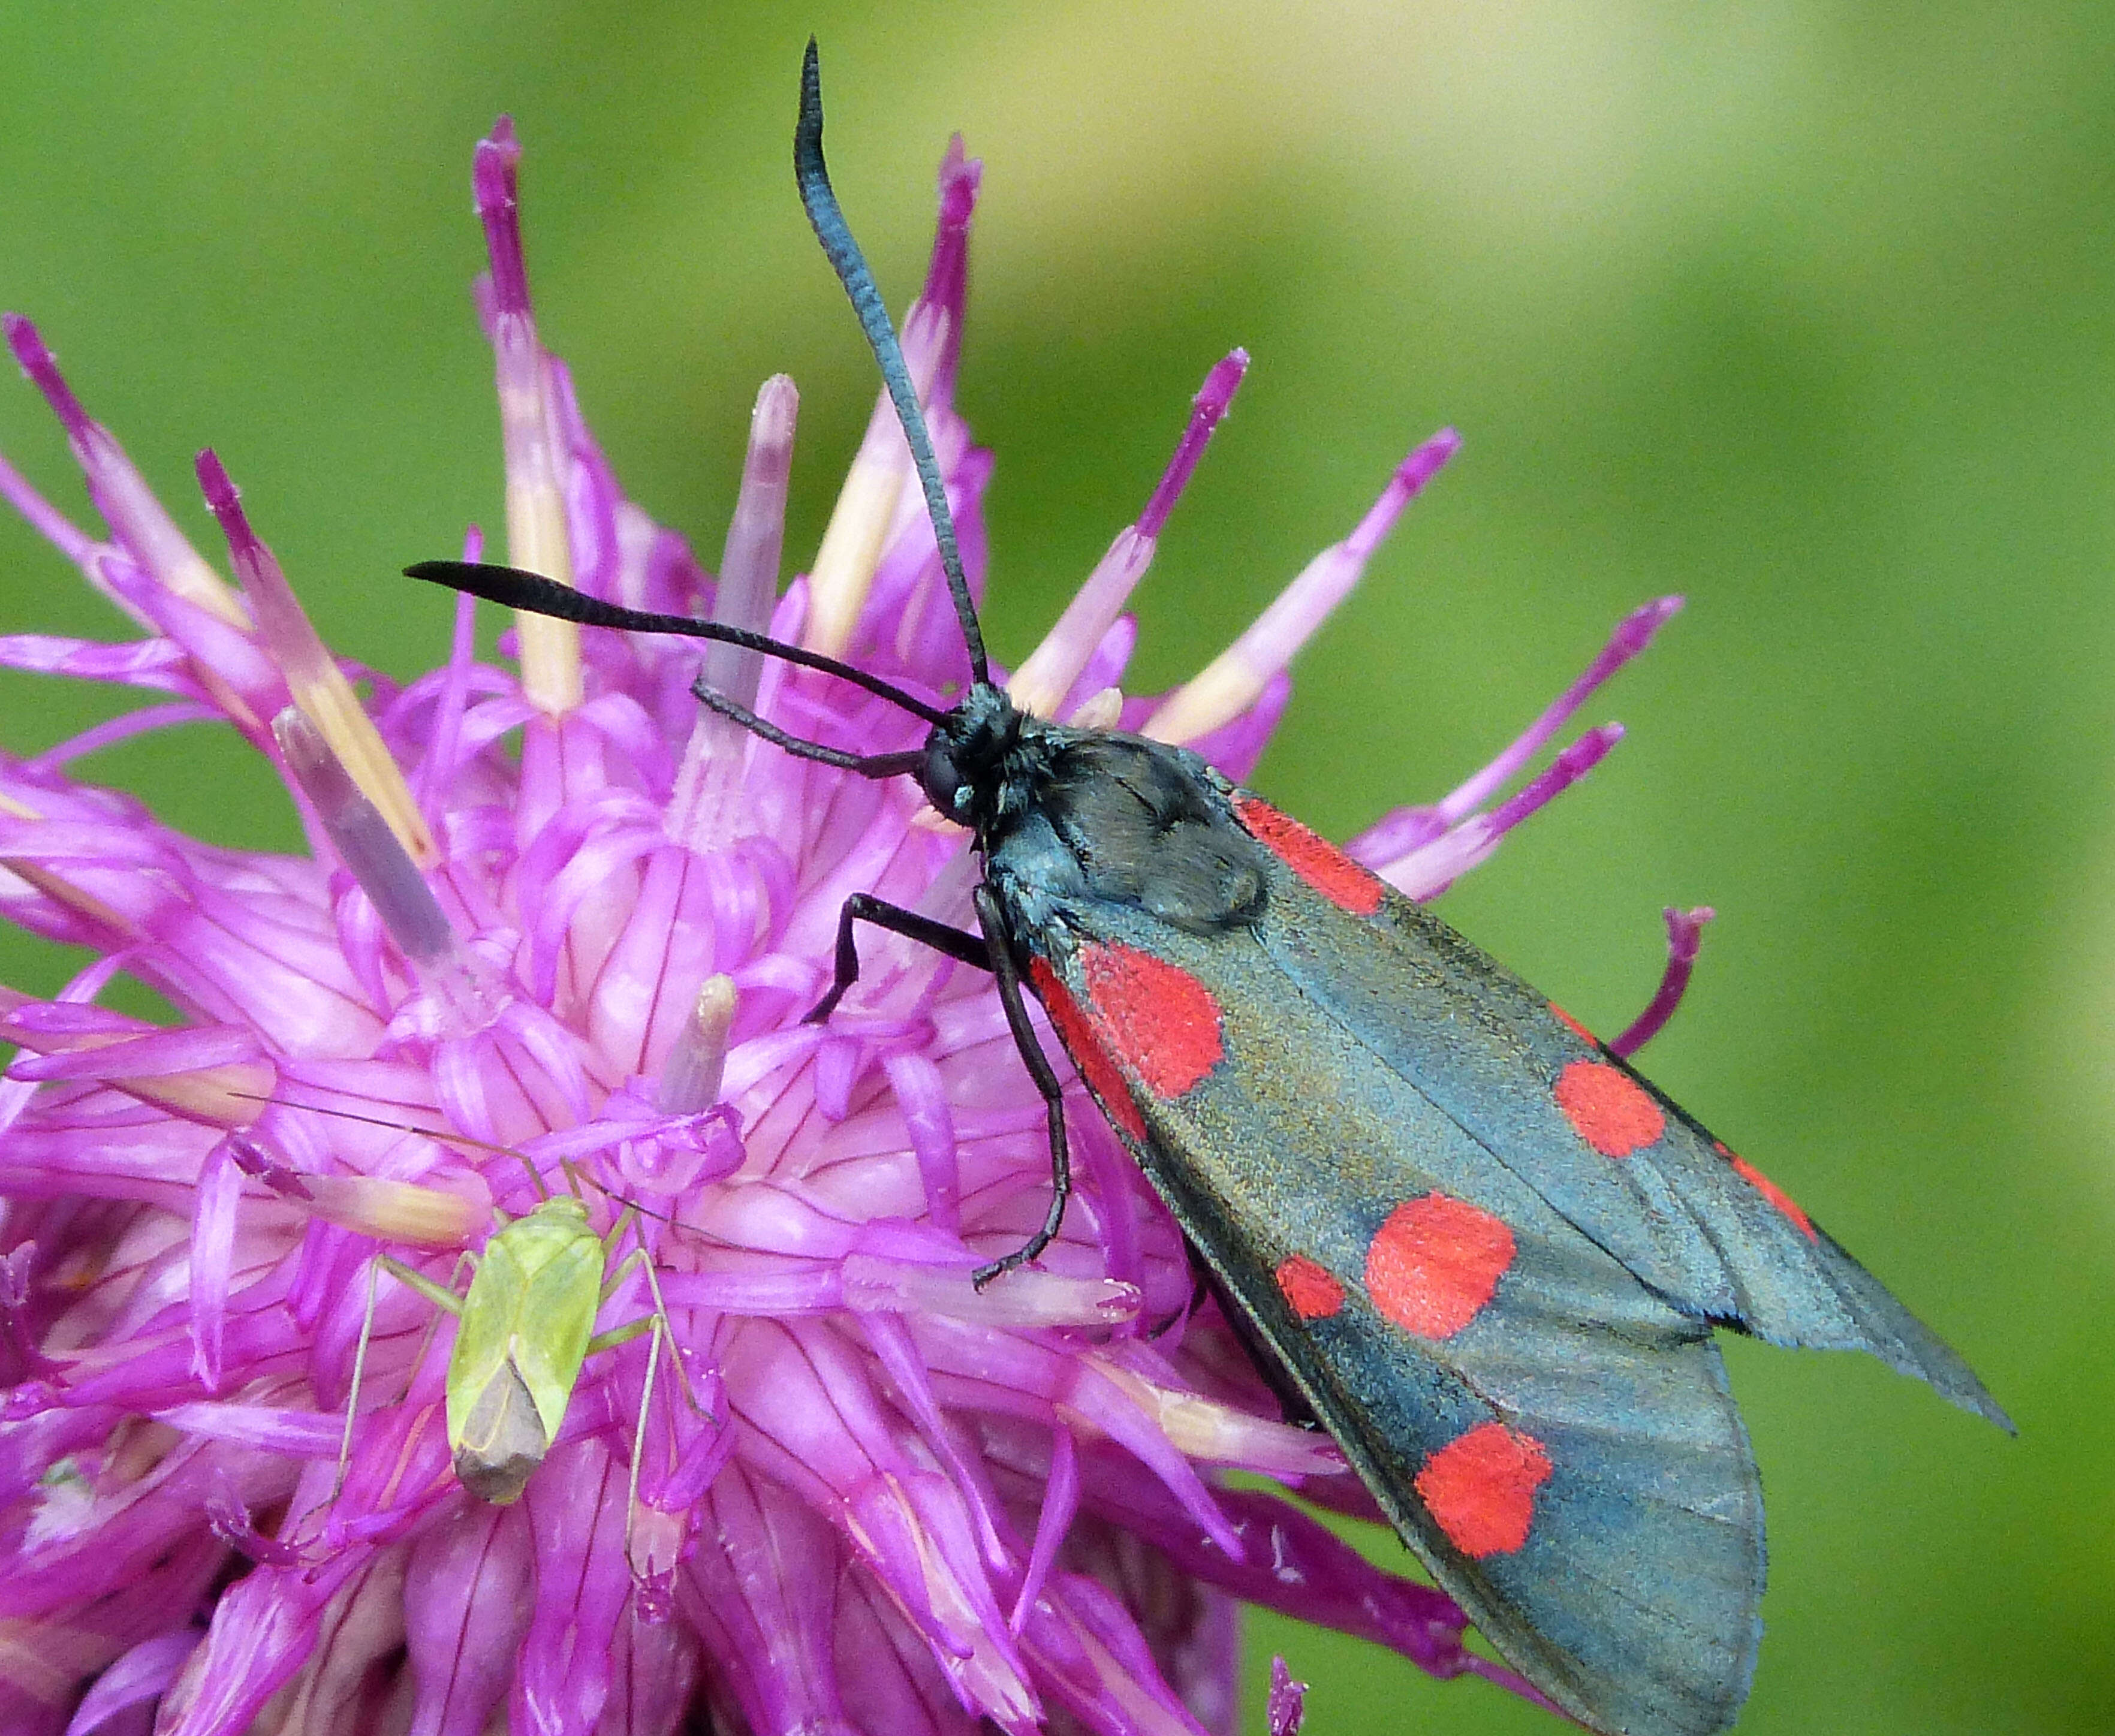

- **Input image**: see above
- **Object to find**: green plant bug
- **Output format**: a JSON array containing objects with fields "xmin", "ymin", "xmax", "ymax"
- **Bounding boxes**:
[
  {"xmin": 369, "ymin": 1179, "xmax": 676, "ymax": 1505},
  {"xmin": 251, "ymin": 1092, "xmax": 706, "ymax": 1520}
]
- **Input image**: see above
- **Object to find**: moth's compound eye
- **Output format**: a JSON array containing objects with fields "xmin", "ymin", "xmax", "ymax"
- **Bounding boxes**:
[{"xmin": 920, "ymin": 737, "xmax": 971, "ymax": 823}]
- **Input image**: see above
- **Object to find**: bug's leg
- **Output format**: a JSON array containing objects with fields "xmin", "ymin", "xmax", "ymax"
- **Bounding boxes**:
[
  {"xmin": 623, "ymin": 1311, "xmax": 666, "ymax": 1583},
  {"xmin": 969, "ymin": 884, "xmax": 1069, "ymax": 1289},
  {"xmin": 377, "ymin": 1253, "xmax": 468, "ymax": 1318},
  {"xmin": 802, "ymin": 893, "xmax": 991, "ymax": 1025},
  {"xmin": 339, "ymin": 1251, "xmax": 474, "ymax": 1504},
  {"xmin": 585, "ymin": 1250, "xmax": 659, "ymax": 1356},
  {"xmin": 333, "ymin": 1258, "xmax": 383, "ymax": 1504},
  {"xmin": 593, "ymin": 1237, "xmax": 649, "ymax": 1310},
  {"xmin": 635, "ymin": 1241, "xmax": 709, "ymax": 1415},
  {"xmin": 398, "ymin": 1251, "xmax": 475, "ymax": 1379}
]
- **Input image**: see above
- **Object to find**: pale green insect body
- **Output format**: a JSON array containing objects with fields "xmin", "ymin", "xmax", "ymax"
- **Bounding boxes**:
[
  {"xmin": 372, "ymin": 1187, "xmax": 675, "ymax": 1508},
  {"xmin": 444, "ymin": 1195, "xmax": 607, "ymax": 1503}
]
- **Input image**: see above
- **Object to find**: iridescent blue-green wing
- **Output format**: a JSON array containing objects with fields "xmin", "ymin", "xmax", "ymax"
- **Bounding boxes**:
[
  {"xmin": 1230, "ymin": 795, "xmax": 2006, "ymax": 1428},
  {"xmin": 1022, "ymin": 897, "xmax": 1764, "ymax": 1736}
]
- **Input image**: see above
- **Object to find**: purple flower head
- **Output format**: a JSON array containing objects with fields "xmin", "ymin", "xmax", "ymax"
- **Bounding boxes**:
[{"xmin": 0, "ymin": 100, "xmax": 1710, "ymax": 1736}]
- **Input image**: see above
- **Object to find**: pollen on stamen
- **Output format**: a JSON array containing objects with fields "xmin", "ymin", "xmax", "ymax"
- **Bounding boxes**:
[
  {"xmin": 227, "ymin": 1132, "xmax": 487, "ymax": 1249},
  {"xmin": 1065, "ymin": 686, "xmax": 1125, "ymax": 731},
  {"xmin": 1143, "ymin": 427, "xmax": 1459, "ymax": 745},
  {"xmin": 475, "ymin": 117, "xmax": 582, "ymax": 713},
  {"xmin": 1088, "ymin": 1356, "xmax": 1342, "ymax": 1478},
  {"xmin": 197, "ymin": 451, "xmax": 436, "ymax": 869},
  {"xmin": 1008, "ymin": 349, "xmax": 1247, "ymax": 719}
]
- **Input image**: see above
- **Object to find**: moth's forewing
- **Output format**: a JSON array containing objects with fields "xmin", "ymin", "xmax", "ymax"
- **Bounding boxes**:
[
  {"xmin": 987, "ymin": 734, "xmax": 1999, "ymax": 1736},
  {"xmin": 1018, "ymin": 889, "xmax": 1762, "ymax": 1736},
  {"xmin": 1254, "ymin": 851, "xmax": 2005, "ymax": 1421}
]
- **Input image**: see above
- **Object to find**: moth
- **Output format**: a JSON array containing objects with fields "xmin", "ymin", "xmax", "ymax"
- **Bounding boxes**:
[{"xmin": 408, "ymin": 41, "xmax": 2009, "ymax": 1736}]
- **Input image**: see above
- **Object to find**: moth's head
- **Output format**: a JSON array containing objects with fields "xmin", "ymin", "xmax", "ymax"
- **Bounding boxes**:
[{"xmin": 919, "ymin": 683, "xmax": 1027, "ymax": 830}]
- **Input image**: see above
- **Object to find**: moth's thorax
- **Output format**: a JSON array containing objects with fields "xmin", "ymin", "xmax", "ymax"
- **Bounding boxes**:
[{"xmin": 965, "ymin": 712, "xmax": 1273, "ymax": 938}]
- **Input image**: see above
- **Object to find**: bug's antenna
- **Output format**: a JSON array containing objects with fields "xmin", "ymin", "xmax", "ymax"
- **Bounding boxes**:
[
  {"xmin": 234, "ymin": 1089, "xmax": 703, "ymax": 1229},
  {"xmin": 796, "ymin": 38, "xmax": 990, "ymax": 688}
]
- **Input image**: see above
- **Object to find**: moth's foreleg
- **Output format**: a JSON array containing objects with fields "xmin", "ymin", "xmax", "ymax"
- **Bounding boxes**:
[
  {"xmin": 802, "ymin": 892, "xmax": 991, "ymax": 1025},
  {"xmin": 971, "ymin": 884, "xmax": 1070, "ymax": 1289}
]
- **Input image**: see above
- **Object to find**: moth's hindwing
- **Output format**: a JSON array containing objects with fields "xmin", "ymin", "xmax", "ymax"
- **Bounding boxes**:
[{"xmin": 996, "ymin": 778, "xmax": 2003, "ymax": 1736}]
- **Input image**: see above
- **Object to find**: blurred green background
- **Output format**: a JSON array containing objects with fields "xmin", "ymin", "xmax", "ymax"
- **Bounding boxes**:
[{"xmin": 0, "ymin": 2, "xmax": 2102, "ymax": 1731}]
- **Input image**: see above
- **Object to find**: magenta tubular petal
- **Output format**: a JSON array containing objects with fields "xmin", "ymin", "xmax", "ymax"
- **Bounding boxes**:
[
  {"xmin": 0, "ymin": 446, "xmax": 97, "ymax": 566},
  {"xmin": 909, "ymin": 135, "xmax": 983, "ymax": 403},
  {"xmin": 882, "ymin": 1051, "xmax": 962, "ymax": 1232},
  {"xmin": 1143, "ymin": 429, "xmax": 1457, "ymax": 746},
  {"xmin": 1434, "ymin": 595, "xmax": 1682, "ymax": 824},
  {"xmin": 5, "ymin": 313, "xmax": 93, "ymax": 438},
  {"xmin": 1009, "ymin": 1422, "xmax": 1077, "ymax": 1635},
  {"xmin": 1019, "ymin": 1571, "xmax": 1213, "ymax": 1736},
  {"xmin": 159, "ymin": 1550, "xmax": 370, "ymax": 1736},
  {"xmin": 193, "ymin": 450, "xmax": 326, "ymax": 693},
  {"xmin": 1609, "ymin": 904, "xmax": 1716, "ymax": 1058},
  {"xmin": 185, "ymin": 1140, "xmax": 241, "ymax": 1392},
  {"xmin": 27, "ymin": 701, "xmax": 219, "ymax": 774},
  {"xmin": 7, "ymin": 317, "xmax": 248, "ymax": 647},
  {"xmin": 1009, "ymin": 351, "xmax": 1248, "ymax": 719},
  {"xmin": 511, "ymin": 1440, "xmax": 631, "ymax": 1736},
  {"xmin": 473, "ymin": 119, "xmax": 531, "ymax": 319},
  {"xmin": 1138, "ymin": 349, "xmax": 1249, "ymax": 540},
  {"xmin": 1376, "ymin": 723, "xmax": 1624, "ymax": 899},
  {"xmin": 0, "ymin": 632, "xmax": 192, "ymax": 689},
  {"xmin": 65, "ymin": 1628, "xmax": 203, "ymax": 1736},
  {"xmin": 1267, "ymin": 1656, "xmax": 1307, "ymax": 1736},
  {"xmin": 705, "ymin": 375, "xmax": 799, "ymax": 712}
]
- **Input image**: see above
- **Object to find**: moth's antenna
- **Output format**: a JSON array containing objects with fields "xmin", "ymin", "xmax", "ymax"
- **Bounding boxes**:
[
  {"xmin": 405, "ymin": 559, "xmax": 947, "ymax": 726},
  {"xmin": 795, "ymin": 38, "xmax": 990, "ymax": 688}
]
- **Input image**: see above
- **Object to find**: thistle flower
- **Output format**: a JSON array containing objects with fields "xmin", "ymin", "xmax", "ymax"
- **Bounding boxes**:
[{"xmin": 0, "ymin": 108, "xmax": 1703, "ymax": 1736}]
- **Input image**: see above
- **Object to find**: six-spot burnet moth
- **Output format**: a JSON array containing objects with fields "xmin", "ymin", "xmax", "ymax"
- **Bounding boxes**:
[{"xmin": 407, "ymin": 39, "xmax": 2012, "ymax": 1736}]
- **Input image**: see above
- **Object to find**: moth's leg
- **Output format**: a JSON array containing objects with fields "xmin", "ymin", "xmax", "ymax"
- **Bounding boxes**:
[
  {"xmin": 802, "ymin": 891, "xmax": 991, "ymax": 1025},
  {"xmin": 970, "ymin": 883, "xmax": 1069, "ymax": 1289}
]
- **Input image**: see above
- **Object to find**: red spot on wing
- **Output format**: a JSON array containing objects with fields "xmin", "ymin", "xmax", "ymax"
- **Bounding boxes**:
[
  {"xmin": 1028, "ymin": 957, "xmax": 1146, "ymax": 1140},
  {"xmin": 1554, "ymin": 1059, "xmax": 1665, "ymax": 1158},
  {"xmin": 1275, "ymin": 1255, "xmax": 1346, "ymax": 1320},
  {"xmin": 1548, "ymin": 1002, "xmax": 1597, "ymax": 1044},
  {"xmin": 1077, "ymin": 942, "xmax": 1224, "ymax": 1100},
  {"xmin": 1234, "ymin": 796, "xmax": 1384, "ymax": 916},
  {"xmin": 1364, "ymin": 1194, "xmax": 1516, "ymax": 1339},
  {"xmin": 1715, "ymin": 1141, "xmax": 1818, "ymax": 1241},
  {"xmin": 1415, "ymin": 1421, "xmax": 1553, "ymax": 1558}
]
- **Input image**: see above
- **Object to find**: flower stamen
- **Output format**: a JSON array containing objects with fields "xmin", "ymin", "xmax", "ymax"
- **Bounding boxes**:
[
  {"xmin": 475, "ymin": 119, "xmax": 582, "ymax": 714},
  {"xmin": 1144, "ymin": 427, "xmax": 1460, "ymax": 744},
  {"xmin": 199, "ymin": 453, "xmax": 436, "ymax": 868},
  {"xmin": 1008, "ymin": 349, "xmax": 1248, "ymax": 719}
]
